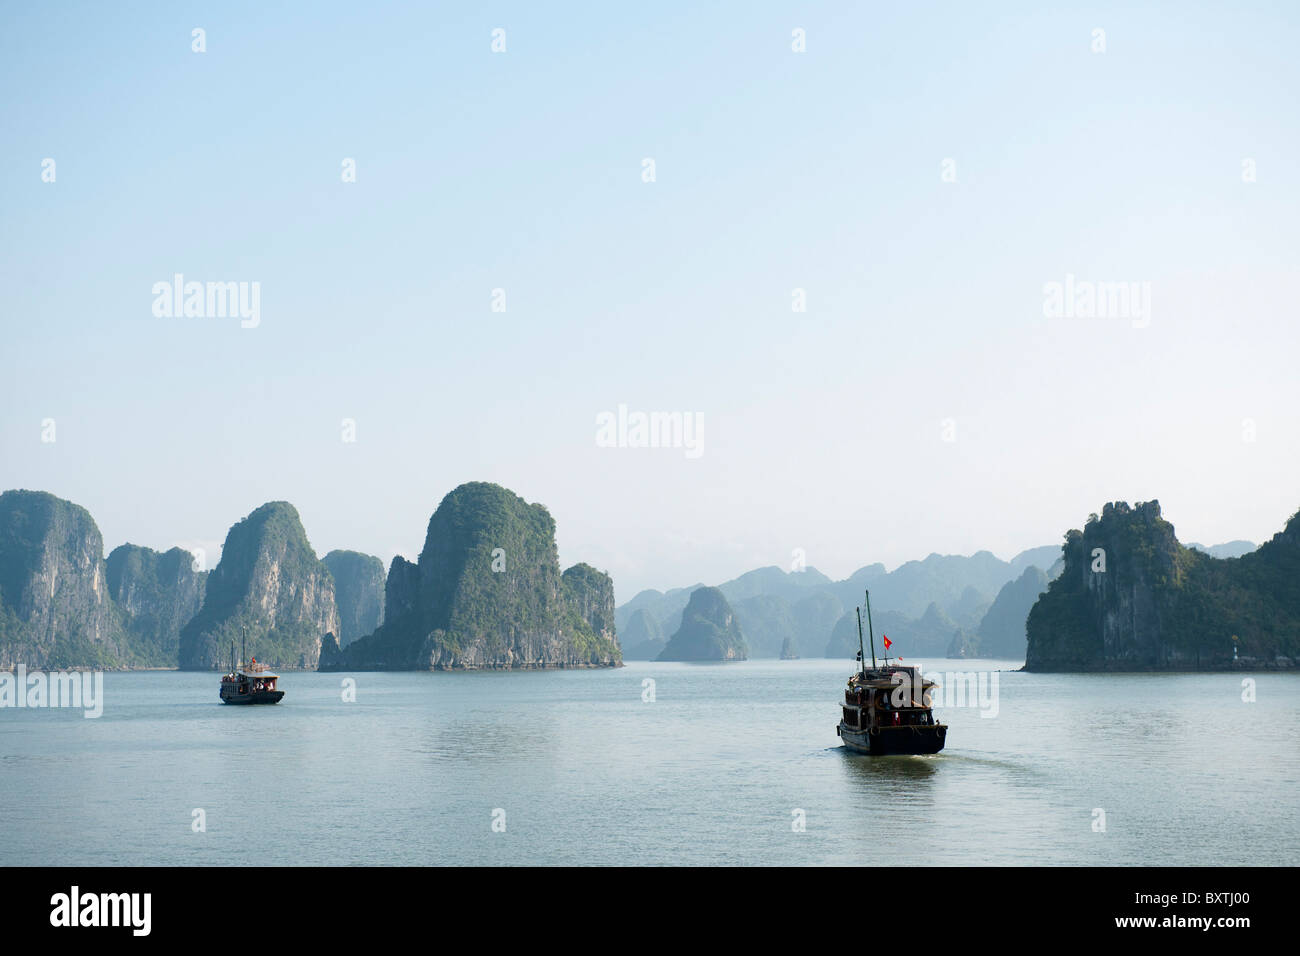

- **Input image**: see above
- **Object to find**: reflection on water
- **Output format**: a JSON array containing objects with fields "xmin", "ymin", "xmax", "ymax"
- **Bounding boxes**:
[
  {"xmin": 838, "ymin": 748, "xmax": 940, "ymax": 781},
  {"xmin": 835, "ymin": 747, "xmax": 940, "ymax": 818}
]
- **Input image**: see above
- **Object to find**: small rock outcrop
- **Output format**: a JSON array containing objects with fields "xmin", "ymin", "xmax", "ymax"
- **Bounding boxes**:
[{"xmin": 657, "ymin": 587, "xmax": 748, "ymax": 661}]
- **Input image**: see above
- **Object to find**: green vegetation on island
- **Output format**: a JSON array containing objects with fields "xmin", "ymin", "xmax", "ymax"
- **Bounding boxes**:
[
  {"xmin": 1025, "ymin": 501, "xmax": 1299, "ymax": 671},
  {"xmin": 107, "ymin": 543, "xmax": 208, "ymax": 666},
  {"xmin": 320, "ymin": 482, "xmax": 620, "ymax": 670},
  {"xmin": 322, "ymin": 549, "xmax": 386, "ymax": 647},
  {"xmin": 179, "ymin": 501, "xmax": 340, "ymax": 670},
  {"xmin": 0, "ymin": 490, "xmax": 128, "ymax": 669}
]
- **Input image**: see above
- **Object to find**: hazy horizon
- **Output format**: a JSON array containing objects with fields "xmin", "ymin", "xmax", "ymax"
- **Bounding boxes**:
[{"xmin": 4, "ymin": 2, "xmax": 1297, "ymax": 600}]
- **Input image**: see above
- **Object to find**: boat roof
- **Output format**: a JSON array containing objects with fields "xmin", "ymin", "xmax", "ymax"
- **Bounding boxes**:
[
  {"xmin": 848, "ymin": 668, "xmax": 936, "ymax": 689},
  {"xmin": 236, "ymin": 668, "xmax": 279, "ymax": 679}
]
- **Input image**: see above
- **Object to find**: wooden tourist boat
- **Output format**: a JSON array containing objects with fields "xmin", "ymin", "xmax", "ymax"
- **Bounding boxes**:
[
  {"xmin": 219, "ymin": 637, "xmax": 284, "ymax": 705},
  {"xmin": 836, "ymin": 590, "xmax": 946, "ymax": 755}
]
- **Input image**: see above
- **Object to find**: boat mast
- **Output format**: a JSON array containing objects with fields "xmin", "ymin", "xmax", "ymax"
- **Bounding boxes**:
[
  {"xmin": 864, "ymin": 589, "xmax": 878, "ymax": 668},
  {"xmin": 855, "ymin": 607, "xmax": 866, "ymax": 678}
]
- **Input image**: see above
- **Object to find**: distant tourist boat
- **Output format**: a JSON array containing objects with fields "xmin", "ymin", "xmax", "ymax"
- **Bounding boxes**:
[
  {"xmin": 219, "ymin": 637, "xmax": 284, "ymax": 705},
  {"xmin": 836, "ymin": 591, "xmax": 946, "ymax": 755}
]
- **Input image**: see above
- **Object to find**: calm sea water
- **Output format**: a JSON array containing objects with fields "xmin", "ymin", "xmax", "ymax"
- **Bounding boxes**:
[{"xmin": 1, "ymin": 659, "xmax": 1296, "ymax": 866}]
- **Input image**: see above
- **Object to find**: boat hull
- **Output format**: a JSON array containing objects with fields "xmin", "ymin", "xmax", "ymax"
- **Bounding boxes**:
[
  {"xmin": 838, "ymin": 721, "xmax": 945, "ymax": 755},
  {"xmin": 220, "ymin": 690, "xmax": 284, "ymax": 705}
]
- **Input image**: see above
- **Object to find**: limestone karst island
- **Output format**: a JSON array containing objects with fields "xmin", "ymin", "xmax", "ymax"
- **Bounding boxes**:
[{"xmin": 0, "ymin": 486, "xmax": 1295, "ymax": 673}]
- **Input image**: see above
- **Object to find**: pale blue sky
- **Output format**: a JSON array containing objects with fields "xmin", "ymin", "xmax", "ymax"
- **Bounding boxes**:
[{"xmin": 2, "ymin": 1, "xmax": 1298, "ymax": 598}]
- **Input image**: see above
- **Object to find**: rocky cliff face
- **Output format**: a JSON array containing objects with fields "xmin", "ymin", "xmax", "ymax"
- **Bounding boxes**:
[
  {"xmin": 657, "ymin": 587, "xmax": 748, "ymax": 661},
  {"xmin": 106, "ymin": 544, "xmax": 207, "ymax": 665},
  {"xmin": 384, "ymin": 556, "xmax": 420, "ymax": 622},
  {"xmin": 1025, "ymin": 501, "xmax": 1300, "ymax": 671},
  {"xmin": 562, "ymin": 562, "xmax": 617, "ymax": 645},
  {"xmin": 1027, "ymin": 501, "xmax": 1180, "ymax": 670},
  {"xmin": 178, "ymin": 501, "xmax": 339, "ymax": 669},
  {"xmin": 322, "ymin": 550, "xmax": 385, "ymax": 646},
  {"xmin": 976, "ymin": 565, "xmax": 1049, "ymax": 659},
  {"xmin": 320, "ymin": 482, "xmax": 620, "ymax": 670},
  {"xmin": 0, "ymin": 490, "xmax": 124, "ymax": 668},
  {"xmin": 620, "ymin": 608, "xmax": 667, "ymax": 660}
]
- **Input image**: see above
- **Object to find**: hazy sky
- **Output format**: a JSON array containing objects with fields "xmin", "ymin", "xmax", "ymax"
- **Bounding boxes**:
[{"xmin": 3, "ymin": 2, "xmax": 1297, "ymax": 601}]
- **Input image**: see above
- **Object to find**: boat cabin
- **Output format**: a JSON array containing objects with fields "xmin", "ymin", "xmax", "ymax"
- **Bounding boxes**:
[
  {"xmin": 842, "ymin": 665, "xmax": 939, "ymax": 732},
  {"xmin": 220, "ymin": 658, "xmax": 281, "ymax": 702}
]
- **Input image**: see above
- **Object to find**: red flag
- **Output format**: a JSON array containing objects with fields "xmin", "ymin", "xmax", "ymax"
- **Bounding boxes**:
[{"xmin": 882, "ymin": 635, "xmax": 892, "ymax": 651}]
